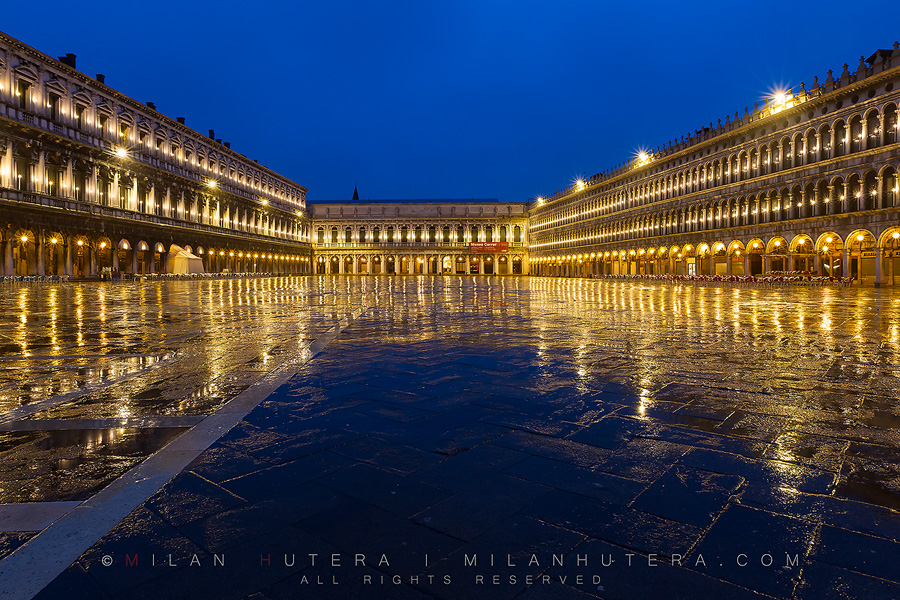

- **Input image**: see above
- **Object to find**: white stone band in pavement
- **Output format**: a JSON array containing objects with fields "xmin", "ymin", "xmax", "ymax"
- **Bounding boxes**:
[{"xmin": 0, "ymin": 503, "xmax": 81, "ymax": 533}]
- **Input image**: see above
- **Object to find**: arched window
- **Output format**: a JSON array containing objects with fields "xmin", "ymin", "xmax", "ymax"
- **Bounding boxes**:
[
  {"xmin": 345, "ymin": 227, "xmax": 352, "ymax": 243},
  {"xmin": 359, "ymin": 227, "xmax": 366, "ymax": 243},
  {"xmin": 470, "ymin": 225, "xmax": 478, "ymax": 242},
  {"xmin": 401, "ymin": 226, "xmax": 408, "ymax": 242},
  {"xmin": 485, "ymin": 226, "xmax": 493, "ymax": 243},
  {"xmin": 415, "ymin": 226, "xmax": 423, "ymax": 242},
  {"xmin": 443, "ymin": 226, "xmax": 450, "ymax": 243},
  {"xmin": 331, "ymin": 227, "xmax": 338, "ymax": 243},
  {"xmin": 387, "ymin": 226, "xmax": 394, "ymax": 242},
  {"xmin": 317, "ymin": 227, "xmax": 324, "ymax": 244},
  {"xmin": 373, "ymin": 227, "xmax": 380, "ymax": 243},
  {"xmin": 500, "ymin": 226, "xmax": 507, "ymax": 242},
  {"xmin": 428, "ymin": 226, "xmax": 436, "ymax": 242},
  {"xmin": 457, "ymin": 226, "xmax": 464, "ymax": 243}
]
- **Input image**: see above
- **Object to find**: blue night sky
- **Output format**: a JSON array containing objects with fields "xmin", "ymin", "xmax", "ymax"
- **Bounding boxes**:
[{"xmin": 5, "ymin": 2, "xmax": 899, "ymax": 203}]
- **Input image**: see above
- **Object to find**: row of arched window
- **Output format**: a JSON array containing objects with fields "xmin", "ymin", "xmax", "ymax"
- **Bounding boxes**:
[
  {"xmin": 532, "ymin": 102, "xmax": 899, "ymax": 232},
  {"xmin": 316, "ymin": 224, "xmax": 524, "ymax": 245},
  {"xmin": 533, "ymin": 166, "xmax": 899, "ymax": 251},
  {"xmin": 5, "ymin": 142, "xmax": 310, "ymax": 242}
]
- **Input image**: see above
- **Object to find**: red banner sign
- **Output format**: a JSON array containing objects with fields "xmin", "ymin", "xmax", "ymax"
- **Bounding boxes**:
[{"xmin": 469, "ymin": 242, "xmax": 509, "ymax": 253}]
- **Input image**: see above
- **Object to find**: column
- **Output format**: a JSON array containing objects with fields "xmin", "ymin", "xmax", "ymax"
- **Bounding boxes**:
[
  {"xmin": 743, "ymin": 255, "xmax": 749, "ymax": 277},
  {"xmin": 64, "ymin": 238, "xmax": 73, "ymax": 277},
  {"xmin": 36, "ymin": 230, "xmax": 45, "ymax": 276},
  {"xmin": 90, "ymin": 165, "xmax": 99, "ymax": 203},
  {"xmin": 4, "ymin": 236, "xmax": 13, "ymax": 276},
  {"xmin": 37, "ymin": 149, "xmax": 46, "ymax": 194},
  {"xmin": 65, "ymin": 156, "xmax": 74, "ymax": 199},
  {"xmin": 764, "ymin": 255, "xmax": 770, "ymax": 274},
  {"xmin": 841, "ymin": 246, "xmax": 849, "ymax": 280},
  {"xmin": 726, "ymin": 255, "xmax": 732, "ymax": 277},
  {"xmin": 874, "ymin": 249, "xmax": 883, "ymax": 287}
]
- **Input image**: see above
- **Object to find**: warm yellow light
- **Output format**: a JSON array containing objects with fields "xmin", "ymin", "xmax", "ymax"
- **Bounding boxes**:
[
  {"xmin": 20, "ymin": 236, "xmax": 28, "ymax": 243},
  {"xmin": 856, "ymin": 234, "xmax": 864, "ymax": 241},
  {"xmin": 115, "ymin": 147, "xmax": 127, "ymax": 158},
  {"xmin": 774, "ymin": 240, "xmax": 781, "ymax": 246},
  {"xmin": 753, "ymin": 242, "xmax": 760, "ymax": 248},
  {"xmin": 798, "ymin": 239, "xmax": 805, "ymax": 245},
  {"xmin": 575, "ymin": 179, "xmax": 585, "ymax": 191},
  {"xmin": 77, "ymin": 240, "xmax": 83, "ymax": 246},
  {"xmin": 826, "ymin": 237, "xmax": 833, "ymax": 243},
  {"xmin": 774, "ymin": 92, "xmax": 786, "ymax": 105},
  {"xmin": 207, "ymin": 180, "xmax": 217, "ymax": 188},
  {"xmin": 100, "ymin": 242, "xmax": 107, "ymax": 249},
  {"xmin": 893, "ymin": 232, "xmax": 900, "ymax": 239},
  {"xmin": 50, "ymin": 237, "xmax": 58, "ymax": 244}
]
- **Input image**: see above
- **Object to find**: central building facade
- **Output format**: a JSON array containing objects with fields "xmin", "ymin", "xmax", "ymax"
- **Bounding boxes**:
[{"xmin": 309, "ymin": 200, "xmax": 529, "ymax": 275}]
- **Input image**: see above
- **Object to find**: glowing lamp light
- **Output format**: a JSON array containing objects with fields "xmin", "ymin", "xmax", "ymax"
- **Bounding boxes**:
[
  {"xmin": 115, "ymin": 147, "xmax": 127, "ymax": 158},
  {"xmin": 826, "ymin": 237, "xmax": 833, "ymax": 243},
  {"xmin": 20, "ymin": 236, "xmax": 28, "ymax": 243},
  {"xmin": 77, "ymin": 240, "xmax": 84, "ymax": 246},
  {"xmin": 50, "ymin": 238, "xmax": 58, "ymax": 244},
  {"xmin": 893, "ymin": 232, "xmax": 900, "ymax": 239},
  {"xmin": 856, "ymin": 235, "xmax": 864, "ymax": 241},
  {"xmin": 100, "ymin": 242, "xmax": 107, "ymax": 249}
]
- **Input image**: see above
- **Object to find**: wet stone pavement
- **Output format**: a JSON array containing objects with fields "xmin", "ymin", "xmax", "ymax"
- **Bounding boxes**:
[{"xmin": 0, "ymin": 276, "xmax": 899, "ymax": 599}]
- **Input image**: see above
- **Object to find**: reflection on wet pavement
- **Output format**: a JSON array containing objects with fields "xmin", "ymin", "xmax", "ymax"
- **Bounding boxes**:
[
  {"xmin": 0, "ymin": 427, "xmax": 186, "ymax": 503},
  {"xmin": 0, "ymin": 275, "xmax": 898, "ymax": 599},
  {"xmin": 0, "ymin": 277, "xmax": 367, "ymax": 509}
]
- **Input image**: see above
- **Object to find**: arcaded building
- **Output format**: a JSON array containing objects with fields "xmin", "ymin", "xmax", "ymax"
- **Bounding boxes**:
[
  {"xmin": 528, "ymin": 45, "xmax": 900, "ymax": 286},
  {"xmin": 309, "ymin": 199, "xmax": 528, "ymax": 275},
  {"xmin": 0, "ymin": 31, "xmax": 313, "ymax": 278}
]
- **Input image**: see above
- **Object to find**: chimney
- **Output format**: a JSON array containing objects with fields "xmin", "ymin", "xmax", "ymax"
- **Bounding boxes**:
[
  {"xmin": 96, "ymin": 73, "xmax": 105, "ymax": 84},
  {"xmin": 176, "ymin": 116, "xmax": 185, "ymax": 124},
  {"xmin": 208, "ymin": 129, "xmax": 215, "ymax": 139},
  {"xmin": 146, "ymin": 101, "xmax": 156, "ymax": 110},
  {"xmin": 224, "ymin": 141, "xmax": 231, "ymax": 149},
  {"xmin": 215, "ymin": 138, "xmax": 222, "ymax": 144},
  {"xmin": 58, "ymin": 54, "xmax": 76, "ymax": 69}
]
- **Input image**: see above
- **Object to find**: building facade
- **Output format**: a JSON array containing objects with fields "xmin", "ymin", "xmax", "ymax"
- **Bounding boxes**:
[
  {"xmin": 528, "ymin": 45, "xmax": 900, "ymax": 286},
  {"xmin": 310, "ymin": 201, "xmax": 529, "ymax": 275},
  {"xmin": 0, "ymin": 31, "xmax": 313, "ymax": 278}
]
